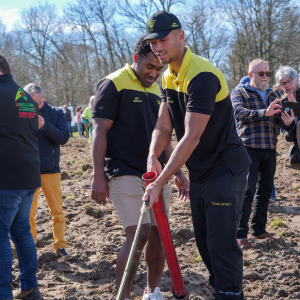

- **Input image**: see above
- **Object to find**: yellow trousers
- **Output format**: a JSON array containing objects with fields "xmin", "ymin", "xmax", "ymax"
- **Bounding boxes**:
[{"xmin": 29, "ymin": 173, "xmax": 67, "ymax": 251}]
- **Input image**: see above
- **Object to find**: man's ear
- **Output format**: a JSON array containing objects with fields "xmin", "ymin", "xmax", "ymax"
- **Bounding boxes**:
[
  {"xmin": 133, "ymin": 53, "xmax": 139, "ymax": 64},
  {"xmin": 248, "ymin": 72, "xmax": 253, "ymax": 79},
  {"xmin": 178, "ymin": 30, "xmax": 185, "ymax": 45}
]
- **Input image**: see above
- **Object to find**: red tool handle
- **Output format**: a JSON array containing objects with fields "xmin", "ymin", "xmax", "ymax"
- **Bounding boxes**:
[{"xmin": 142, "ymin": 172, "xmax": 189, "ymax": 299}]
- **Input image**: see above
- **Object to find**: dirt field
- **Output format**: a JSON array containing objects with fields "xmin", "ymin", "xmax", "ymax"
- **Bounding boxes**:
[{"xmin": 11, "ymin": 134, "xmax": 300, "ymax": 299}]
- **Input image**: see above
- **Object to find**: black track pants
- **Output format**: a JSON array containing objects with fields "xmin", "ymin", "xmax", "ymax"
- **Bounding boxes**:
[{"xmin": 190, "ymin": 168, "xmax": 248, "ymax": 300}]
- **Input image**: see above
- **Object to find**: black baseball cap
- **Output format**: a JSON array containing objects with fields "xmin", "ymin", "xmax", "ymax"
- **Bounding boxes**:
[{"xmin": 144, "ymin": 10, "xmax": 182, "ymax": 41}]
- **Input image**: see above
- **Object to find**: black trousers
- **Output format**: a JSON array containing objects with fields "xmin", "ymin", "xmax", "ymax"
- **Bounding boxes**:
[
  {"xmin": 237, "ymin": 147, "xmax": 276, "ymax": 239},
  {"xmin": 190, "ymin": 168, "xmax": 248, "ymax": 300}
]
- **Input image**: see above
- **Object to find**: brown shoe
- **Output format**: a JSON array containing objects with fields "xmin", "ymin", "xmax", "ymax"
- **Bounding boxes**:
[
  {"xmin": 14, "ymin": 286, "xmax": 43, "ymax": 299},
  {"xmin": 237, "ymin": 238, "xmax": 251, "ymax": 250},
  {"xmin": 56, "ymin": 248, "xmax": 73, "ymax": 260},
  {"xmin": 254, "ymin": 232, "xmax": 281, "ymax": 240}
]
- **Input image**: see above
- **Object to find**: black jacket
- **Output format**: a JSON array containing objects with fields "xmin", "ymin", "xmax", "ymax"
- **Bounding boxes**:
[
  {"xmin": 0, "ymin": 73, "xmax": 41, "ymax": 189},
  {"xmin": 284, "ymin": 89, "xmax": 300, "ymax": 144},
  {"xmin": 63, "ymin": 108, "xmax": 72, "ymax": 122},
  {"xmin": 39, "ymin": 102, "xmax": 69, "ymax": 174}
]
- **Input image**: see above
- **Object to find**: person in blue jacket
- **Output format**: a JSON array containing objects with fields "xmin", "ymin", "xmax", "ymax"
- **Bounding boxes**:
[{"xmin": 23, "ymin": 83, "xmax": 72, "ymax": 260}]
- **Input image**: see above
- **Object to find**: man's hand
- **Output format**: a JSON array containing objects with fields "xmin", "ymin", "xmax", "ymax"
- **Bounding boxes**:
[
  {"xmin": 174, "ymin": 172, "xmax": 190, "ymax": 201},
  {"xmin": 86, "ymin": 122, "xmax": 91, "ymax": 127},
  {"xmin": 91, "ymin": 176, "xmax": 109, "ymax": 206},
  {"xmin": 265, "ymin": 98, "xmax": 282, "ymax": 117},
  {"xmin": 38, "ymin": 115, "xmax": 45, "ymax": 128},
  {"xmin": 281, "ymin": 109, "xmax": 294, "ymax": 126},
  {"xmin": 287, "ymin": 93, "xmax": 297, "ymax": 102},
  {"xmin": 147, "ymin": 155, "xmax": 163, "ymax": 175},
  {"xmin": 142, "ymin": 179, "xmax": 164, "ymax": 209}
]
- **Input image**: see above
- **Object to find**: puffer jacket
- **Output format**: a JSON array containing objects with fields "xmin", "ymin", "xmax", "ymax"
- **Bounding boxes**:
[{"xmin": 39, "ymin": 101, "xmax": 69, "ymax": 174}]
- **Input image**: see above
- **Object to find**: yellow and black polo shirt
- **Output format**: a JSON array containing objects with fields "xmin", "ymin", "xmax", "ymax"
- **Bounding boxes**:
[
  {"xmin": 161, "ymin": 47, "xmax": 250, "ymax": 182},
  {"xmin": 93, "ymin": 64, "xmax": 165, "ymax": 179}
]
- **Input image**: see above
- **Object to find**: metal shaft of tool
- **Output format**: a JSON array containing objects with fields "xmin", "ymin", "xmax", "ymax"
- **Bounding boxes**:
[{"xmin": 116, "ymin": 200, "xmax": 149, "ymax": 300}]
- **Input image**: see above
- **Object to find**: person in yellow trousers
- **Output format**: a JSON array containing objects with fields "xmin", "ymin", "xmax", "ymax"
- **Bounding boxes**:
[
  {"xmin": 23, "ymin": 83, "xmax": 72, "ymax": 260},
  {"xmin": 82, "ymin": 96, "xmax": 94, "ymax": 147}
]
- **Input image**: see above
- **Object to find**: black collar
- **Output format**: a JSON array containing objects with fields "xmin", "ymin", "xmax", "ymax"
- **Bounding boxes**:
[{"xmin": 0, "ymin": 73, "xmax": 13, "ymax": 83}]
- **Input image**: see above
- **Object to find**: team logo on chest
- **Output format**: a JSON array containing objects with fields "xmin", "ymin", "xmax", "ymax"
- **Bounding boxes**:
[{"xmin": 133, "ymin": 97, "xmax": 142, "ymax": 103}]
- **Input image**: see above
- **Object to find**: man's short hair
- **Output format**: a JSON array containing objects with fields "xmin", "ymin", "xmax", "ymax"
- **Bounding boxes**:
[
  {"xmin": 249, "ymin": 59, "xmax": 268, "ymax": 72},
  {"xmin": 23, "ymin": 83, "xmax": 44, "ymax": 97},
  {"xmin": 0, "ymin": 55, "xmax": 11, "ymax": 74},
  {"xmin": 134, "ymin": 36, "xmax": 154, "ymax": 59},
  {"xmin": 275, "ymin": 66, "xmax": 299, "ymax": 84}
]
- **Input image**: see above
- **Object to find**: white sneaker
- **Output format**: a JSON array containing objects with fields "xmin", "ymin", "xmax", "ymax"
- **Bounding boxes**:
[{"xmin": 142, "ymin": 287, "xmax": 165, "ymax": 300}]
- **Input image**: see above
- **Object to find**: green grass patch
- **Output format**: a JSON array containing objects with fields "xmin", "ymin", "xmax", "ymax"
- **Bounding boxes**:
[
  {"xmin": 71, "ymin": 159, "xmax": 76, "ymax": 163},
  {"xmin": 58, "ymin": 272, "xmax": 67, "ymax": 282},
  {"xmin": 65, "ymin": 194, "xmax": 75, "ymax": 200},
  {"xmin": 195, "ymin": 246, "xmax": 201, "ymax": 263},
  {"xmin": 244, "ymin": 260, "xmax": 253, "ymax": 267},
  {"xmin": 279, "ymin": 232, "xmax": 287, "ymax": 237},
  {"xmin": 269, "ymin": 217, "xmax": 285, "ymax": 230}
]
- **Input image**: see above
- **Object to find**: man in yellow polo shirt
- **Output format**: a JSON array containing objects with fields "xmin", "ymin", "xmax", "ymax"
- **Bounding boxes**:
[
  {"xmin": 143, "ymin": 11, "xmax": 251, "ymax": 300},
  {"xmin": 91, "ymin": 36, "xmax": 189, "ymax": 300}
]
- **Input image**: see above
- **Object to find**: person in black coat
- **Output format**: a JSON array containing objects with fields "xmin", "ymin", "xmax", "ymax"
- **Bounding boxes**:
[
  {"xmin": 0, "ymin": 55, "xmax": 43, "ymax": 300},
  {"xmin": 63, "ymin": 105, "xmax": 73, "ymax": 137},
  {"xmin": 23, "ymin": 83, "xmax": 72, "ymax": 260}
]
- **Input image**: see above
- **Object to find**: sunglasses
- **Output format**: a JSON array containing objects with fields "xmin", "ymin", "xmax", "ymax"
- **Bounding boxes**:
[{"xmin": 254, "ymin": 71, "xmax": 272, "ymax": 77}]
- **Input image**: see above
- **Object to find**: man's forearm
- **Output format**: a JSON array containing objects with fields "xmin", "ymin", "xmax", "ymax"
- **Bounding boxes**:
[
  {"xmin": 92, "ymin": 130, "xmax": 107, "ymax": 179},
  {"xmin": 157, "ymin": 134, "xmax": 199, "ymax": 186},
  {"xmin": 149, "ymin": 127, "xmax": 172, "ymax": 160},
  {"xmin": 164, "ymin": 142, "xmax": 183, "ymax": 176}
]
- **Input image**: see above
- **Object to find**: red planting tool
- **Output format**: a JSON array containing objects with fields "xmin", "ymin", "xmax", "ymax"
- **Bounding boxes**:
[{"xmin": 142, "ymin": 171, "xmax": 189, "ymax": 300}]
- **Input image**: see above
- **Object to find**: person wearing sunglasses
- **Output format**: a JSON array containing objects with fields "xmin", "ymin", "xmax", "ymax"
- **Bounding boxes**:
[{"xmin": 231, "ymin": 59, "xmax": 294, "ymax": 251}]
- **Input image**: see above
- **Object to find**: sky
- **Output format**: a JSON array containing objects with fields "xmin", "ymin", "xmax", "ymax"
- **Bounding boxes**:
[{"xmin": 0, "ymin": 0, "xmax": 70, "ymax": 30}]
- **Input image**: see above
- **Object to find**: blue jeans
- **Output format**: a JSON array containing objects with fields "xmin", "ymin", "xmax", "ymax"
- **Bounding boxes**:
[
  {"xmin": 0, "ymin": 189, "xmax": 38, "ymax": 300},
  {"xmin": 271, "ymin": 180, "xmax": 276, "ymax": 197},
  {"xmin": 77, "ymin": 122, "xmax": 83, "ymax": 137},
  {"xmin": 67, "ymin": 121, "xmax": 73, "ymax": 137}
]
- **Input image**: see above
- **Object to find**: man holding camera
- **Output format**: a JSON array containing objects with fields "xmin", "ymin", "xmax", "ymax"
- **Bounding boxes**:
[{"xmin": 231, "ymin": 59, "xmax": 294, "ymax": 250}]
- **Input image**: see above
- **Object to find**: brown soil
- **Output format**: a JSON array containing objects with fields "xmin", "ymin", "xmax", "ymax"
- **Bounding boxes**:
[{"xmin": 11, "ymin": 134, "xmax": 300, "ymax": 299}]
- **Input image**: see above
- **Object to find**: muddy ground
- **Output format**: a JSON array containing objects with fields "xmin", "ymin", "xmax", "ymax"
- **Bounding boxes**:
[{"xmin": 11, "ymin": 133, "xmax": 300, "ymax": 299}]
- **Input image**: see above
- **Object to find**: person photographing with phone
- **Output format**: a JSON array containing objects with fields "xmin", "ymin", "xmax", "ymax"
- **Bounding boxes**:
[
  {"xmin": 275, "ymin": 66, "xmax": 300, "ymax": 167},
  {"xmin": 232, "ymin": 59, "xmax": 294, "ymax": 251}
]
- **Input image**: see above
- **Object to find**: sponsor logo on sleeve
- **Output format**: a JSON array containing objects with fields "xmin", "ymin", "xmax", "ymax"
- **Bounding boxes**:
[
  {"xmin": 167, "ymin": 97, "xmax": 173, "ymax": 103},
  {"xmin": 15, "ymin": 88, "xmax": 27, "ymax": 102}
]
